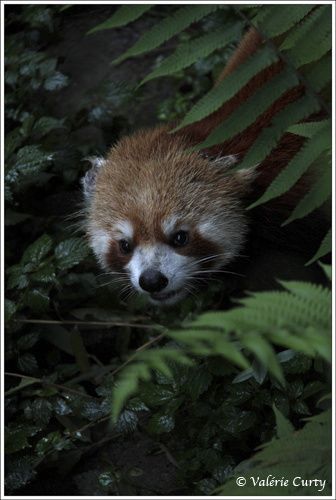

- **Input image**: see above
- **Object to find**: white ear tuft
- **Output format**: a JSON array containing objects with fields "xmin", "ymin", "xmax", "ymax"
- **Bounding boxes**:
[{"xmin": 81, "ymin": 156, "xmax": 106, "ymax": 200}]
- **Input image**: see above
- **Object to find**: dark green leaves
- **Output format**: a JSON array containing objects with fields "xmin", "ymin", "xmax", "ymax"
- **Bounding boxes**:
[
  {"xmin": 87, "ymin": 5, "xmax": 153, "ymax": 34},
  {"xmin": 249, "ymin": 121, "xmax": 331, "ymax": 208},
  {"xmin": 55, "ymin": 238, "xmax": 90, "ymax": 271},
  {"xmin": 141, "ymin": 23, "xmax": 241, "ymax": 85},
  {"xmin": 197, "ymin": 69, "xmax": 300, "ymax": 149},
  {"xmin": 175, "ymin": 45, "xmax": 279, "ymax": 131},
  {"xmin": 114, "ymin": 5, "xmax": 221, "ymax": 64}
]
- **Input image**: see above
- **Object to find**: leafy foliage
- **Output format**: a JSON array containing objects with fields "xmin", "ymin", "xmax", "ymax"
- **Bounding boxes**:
[{"xmin": 5, "ymin": 4, "xmax": 332, "ymax": 496}]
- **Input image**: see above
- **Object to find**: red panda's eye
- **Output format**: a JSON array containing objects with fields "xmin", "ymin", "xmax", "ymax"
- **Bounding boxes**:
[
  {"xmin": 119, "ymin": 239, "xmax": 132, "ymax": 255},
  {"xmin": 171, "ymin": 230, "xmax": 189, "ymax": 247}
]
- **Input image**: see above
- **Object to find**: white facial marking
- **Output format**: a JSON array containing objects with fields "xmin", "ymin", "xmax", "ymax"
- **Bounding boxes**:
[
  {"xmin": 89, "ymin": 228, "xmax": 110, "ymax": 267},
  {"xmin": 113, "ymin": 220, "xmax": 134, "ymax": 240},
  {"xmin": 162, "ymin": 215, "xmax": 190, "ymax": 237}
]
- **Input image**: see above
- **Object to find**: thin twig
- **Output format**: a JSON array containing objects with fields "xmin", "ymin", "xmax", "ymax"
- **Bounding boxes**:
[
  {"xmin": 5, "ymin": 372, "xmax": 98, "ymax": 399},
  {"xmin": 17, "ymin": 318, "xmax": 163, "ymax": 330},
  {"xmin": 110, "ymin": 332, "xmax": 167, "ymax": 377}
]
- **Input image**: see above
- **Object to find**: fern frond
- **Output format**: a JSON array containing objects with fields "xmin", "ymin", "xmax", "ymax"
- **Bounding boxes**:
[
  {"xmin": 218, "ymin": 410, "xmax": 331, "ymax": 495},
  {"xmin": 197, "ymin": 69, "xmax": 299, "ymax": 149},
  {"xmin": 280, "ymin": 6, "xmax": 329, "ymax": 50},
  {"xmin": 248, "ymin": 120, "xmax": 330, "ymax": 208},
  {"xmin": 241, "ymin": 333, "xmax": 285, "ymax": 384},
  {"xmin": 235, "ymin": 93, "xmax": 319, "ymax": 175},
  {"xmin": 141, "ymin": 23, "xmax": 241, "ymax": 85},
  {"xmin": 87, "ymin": 5, "xmax": 153, "ymax": 34},
  {"xmin": 174, "ymin": 45, "xmax": 278, "ymax": 131},
  {"xmin": 256, "ymin": 4, "xmax": 315, "ymax": 37},
  {"xmin": 279, "ymin": 281, "xmax": 331, "ymax": 306},
  {"xmin": 285, "ymin": 6, "xmax": 331, "ymax": 67},
  {"xmin": 287, "ymin": 120, "xmax": 329, "ymax": 138},
  {"xmin": 306, "ymin": 229, "xmax": 331, "ymax": 266},
  {"xmin": 283, "ymin": 164, "xmax": 331, "ymax": 225},
  {"xmin": 304, "ymin": 54, "xmax": 331, "ymax": 92},
  {"xmin": 114, "ymin": 5, "xmax": 220, "ymax": 64}
]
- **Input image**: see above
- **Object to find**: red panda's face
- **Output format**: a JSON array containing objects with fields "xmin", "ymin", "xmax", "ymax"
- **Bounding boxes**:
[{"xmin": 82, "ymin": 128, "xmax": 254, "ymax": 306}]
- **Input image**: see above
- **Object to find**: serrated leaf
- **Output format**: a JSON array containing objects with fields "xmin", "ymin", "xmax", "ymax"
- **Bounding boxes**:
[
  {"xmin": 17, "ymin": 332, "xmax": 40, "ymax": 351},
  {"xmin": 114, "ymin": 5, "xmax": 220, "ymax": 64},
  {"xmin": 55, "ymin": 237, "xmax": 90, "ymax": 270},
  {"xmin": 10, "ymin": 145, "xmax": 53, "ymax": 180},
  {"xmin": 186, "ymin": 367, "xmax": 213, "ymax": 400},
  {"xmin": 5, "ymin": 455, "xmax": 37, "ymax": 491},
  {"xmin": 21, "ymin": 234, "xmax": 53, "ymax": 266},
  {"xmin": 27, "ymin": 398, "xmax": 53, "ymax": 426},
  {"xmin": 147, "ymin": 411, "xmax": 175, "ymax": 434},
  {"xmin": 87, "ymin": 4, "xmax": 153, "ymax": 34},
  {"xmin": 115, "ymin": 409, "xmax": 138, "ymax": 433},
  {"xmin": 248, "ymin": 120, "xmax": 330, "ymax": 208},
  {"xmin": 306, "ymin": 229, "xmax": 331, "ymax": 266},
  {"xmin": 5, "ymin": 425, "xmax": 40, "ymax": 454},
  {"xmin": 31, "ymin": 262, "xmax": 56, "ymax": 283},
  {"xmin": 32, "ymin": 116, "xmax": 65, "ymax": 137},
  {"xmin": 44, "ymin": 71, "xmax": 69, "ymax": 91},
  {"xmin": 35, "ymin": 431, "xmax": 72, "ymax": 457},
  {"xmin": 175, "ymin": 45, "xmax": 278, "ymax": 131},
  {"xmin": 17, "ymin": 353, "xmax": 38, "ymax": 374},
  {"xmin": 141, "ymin": 23, "xmax": 241, "ymax": 85},
  {"xmin": 5, "ymin": 299, "xmax": 17, "ymax": 322}
]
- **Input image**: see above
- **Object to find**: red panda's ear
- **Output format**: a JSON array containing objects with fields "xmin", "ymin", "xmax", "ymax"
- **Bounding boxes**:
[
  {"xmin": 234, "ymin": 165, "xmax": 259, "ymax": 186},
  {"xmin": 81, "ymin": 156, "xmax": 106, "ymax": 200},
  {"xmin": 204, "ymin": 153, "xmax": 258, "ymax": 186}
]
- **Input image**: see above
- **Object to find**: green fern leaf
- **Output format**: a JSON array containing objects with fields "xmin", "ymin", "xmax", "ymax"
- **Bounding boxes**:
[
  {"xmin": 280, "ymin": 6, "xmax": 329, "ymax": 50},
  {"xmin": 141, "ymin": 24, "xmax": 241, "ymax": 85},
  {"xmin": 218, "ymin": 410, "xmax": 331, "ymax": 495},
  {"xmin": 112, "ymin": 363, "xmax": 151, "ymax": 422},
  {"xmin": 87, "ymin": 5, "xmax": 153, "ymax": 34},
  {"xmin": 319, "ymin": 262, "xmax": 331, "ymax": 280},
  {"xmin": 287, "ymin": 120, "xmax": 329, "ymax": 138},
  {"xmin": 286, "ymin": 6, "xmax": 331, "ymax": 67},
  {"xmin": 174, "ymin": 45, "xmax": 278, "ymax": 131},
  {"xmin": 304, "ymin": 54, "xmax": 331, "ymax": 92},
  {"xmin": 283, "ymin": 164, "xmax": 331, "ymax": 225},
  {"xmin": 114, "ymin": 5, "xmax": 220, "ymax": 64},
  {"xmin": 273, "ymin": 405, "xmax": 295, "ymax": 438},
  {"xmin": 306, "ymin": 229, "xmax": 331, "ymax": 266},
  {"xmin": 197, "ymin": 69, "xmax": 299, "ymax": 149},
  {"xmin": 235, "ymin": 94, "xmax": 320, "ymax": 175},
  {"xmin": 268, "ymin": 330, "xmax": 316, "ymax": 357},
  {"xmin": 256, "ymin": 4, "xmax": 314, "ymax": 37},
  {"xmin": 248, "ymin": 119, "xmax": 330, "ymax": 209},
  {"xmin": 279, "ymin": 281, "xmax": 331, "ymax": 306},
  {"xmin": 241, "ymin": 333, "xmax": 285, "ymax": 384}
]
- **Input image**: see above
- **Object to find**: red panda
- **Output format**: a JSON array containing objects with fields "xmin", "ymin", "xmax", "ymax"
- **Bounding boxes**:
[{"xmin": 82, "ymin": 28, "xmax": 327, "ymax": 306}]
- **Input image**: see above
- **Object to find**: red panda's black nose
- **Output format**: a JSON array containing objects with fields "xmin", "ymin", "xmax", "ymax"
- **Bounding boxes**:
[{"xmin": 139, "ymin": 269, "xmax": 169, "ymax": 293}]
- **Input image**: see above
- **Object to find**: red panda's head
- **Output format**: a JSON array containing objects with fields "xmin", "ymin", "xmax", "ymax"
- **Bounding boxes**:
[{"xmin": 82, "ymin": 127, "xmax": 255, "ymax": 305}]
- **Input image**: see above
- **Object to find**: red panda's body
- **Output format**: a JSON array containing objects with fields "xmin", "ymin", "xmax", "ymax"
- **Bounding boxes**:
[{"xmin": 83, "ymin": 28, "xmax": 327, "ymax": 305}]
